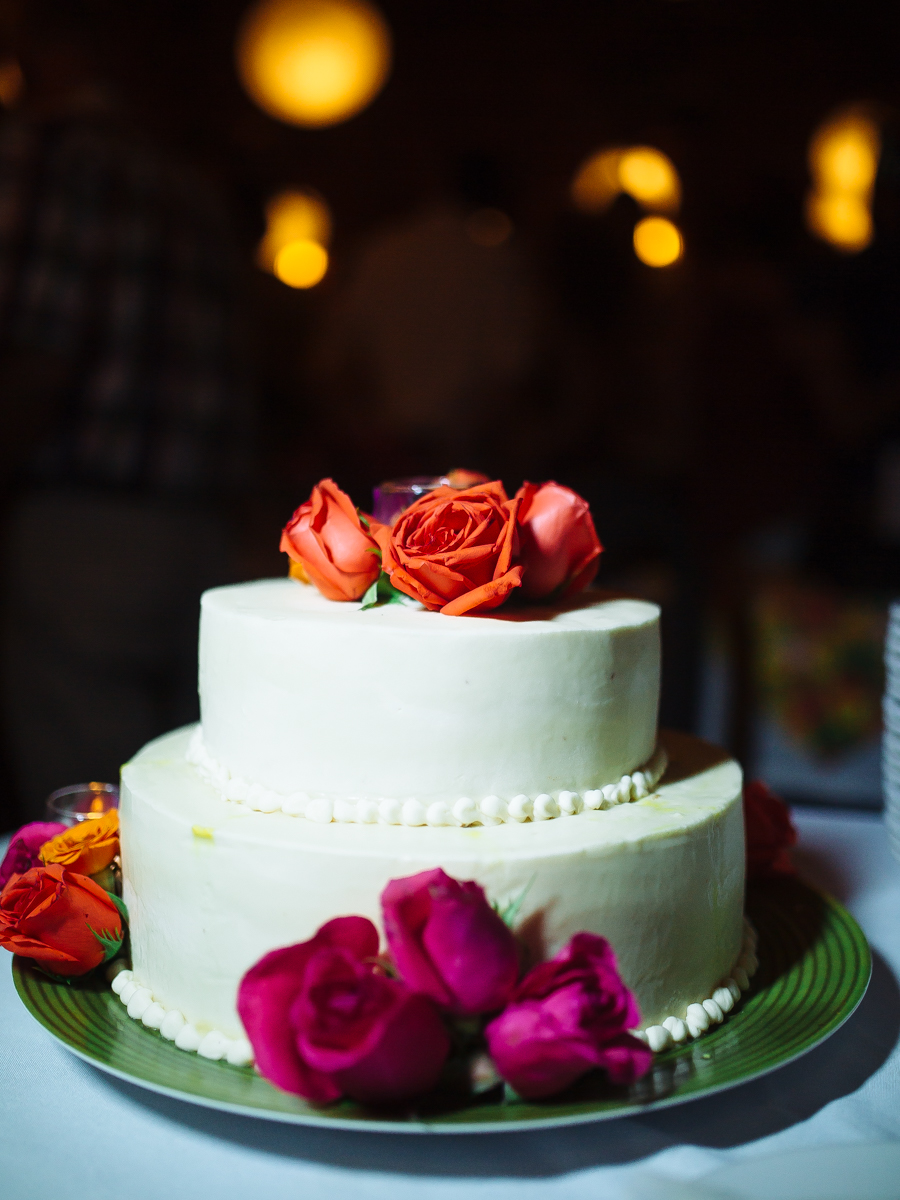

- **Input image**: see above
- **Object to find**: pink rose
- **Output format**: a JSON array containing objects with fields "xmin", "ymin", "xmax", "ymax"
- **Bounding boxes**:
[
  {"xmin": 0, "ymin": 822, "xmax": 66, "ymax": 890},
  {"xmin": 485, "ymin": 933, "xmax": 652, "ymax": 1099},
  {"xmin": 237, "ymin": 916, "xmax": 449, "ymax": 1105},
  {"xmin": 515, "ymin": 482, "xmax": 602, "ymax": 600},
  {"xmin": 381, "ymin": 868, "xmax": 519, "ymax": 1016}
]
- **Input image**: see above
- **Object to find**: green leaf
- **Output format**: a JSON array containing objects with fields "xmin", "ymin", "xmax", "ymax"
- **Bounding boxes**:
[
  {"xmin": 496, "ymin": 876, "xmax": 535, "ymax": 929},
  {"xmin": 357, "ymin": 511, "xmax": 371, "ymax": 530},
  {"xmin": 360, "ymin": 579, "xmax": 380, "ymax": 610},
  {"xmin": 108, "ymin": 892, "xmax": 129, "ymax": 925},
  {"xmin": 360, "ymin": 571, "xmax": 418, "ymax": 610},
  {"xmin": 88, "ymin": 922, "xmax": 125, "ymax": 963},
  {"xmin": 364, "ymin": 546, "xmax": 383, "ymax": 558}
]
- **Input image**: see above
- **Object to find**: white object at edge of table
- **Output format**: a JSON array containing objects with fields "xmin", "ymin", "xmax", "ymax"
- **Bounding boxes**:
[{"xmin": 1, "ymin": 807, "xmax": 899, "ymax": 1200}]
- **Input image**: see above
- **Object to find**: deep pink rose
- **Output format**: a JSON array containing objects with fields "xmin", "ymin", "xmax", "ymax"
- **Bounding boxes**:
[
  {"xmin": 293, "ymin": 945, "xmax": 450, "ymax": 1104},
  {"xmin": 515, "ymin": 482, "xmax": 602, "ymax": 600},
  {"xmin": 0, "ymin": 822, "xmax": 66, "ymax": 890},
  {"xmin": 237, "ymin": 916, "xmax": 449, "ymax": 1105},
  {"xmin": 382, "ymin": 868, "xmax": 519, "ymax": 1016},
  {"xmin": 485, "ymin": 932, "xmax": 652, "ymax": 1099}
]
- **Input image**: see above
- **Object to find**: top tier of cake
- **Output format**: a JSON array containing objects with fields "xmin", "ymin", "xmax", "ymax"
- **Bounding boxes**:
[{"xmin": 196, "ymin": 579, "xmax": 661, "ymax": 808}]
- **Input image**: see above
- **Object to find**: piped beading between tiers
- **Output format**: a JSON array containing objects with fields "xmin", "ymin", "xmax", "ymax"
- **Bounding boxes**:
[{"xmin": 186, "ymin": 726, "xmax": 669, "ymax": 826}]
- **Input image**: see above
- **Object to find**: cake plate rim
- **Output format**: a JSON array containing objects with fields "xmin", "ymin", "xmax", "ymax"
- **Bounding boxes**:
[{"xmin": 12, "ymin": 877, "xmax": 871, "ymax": 1135}]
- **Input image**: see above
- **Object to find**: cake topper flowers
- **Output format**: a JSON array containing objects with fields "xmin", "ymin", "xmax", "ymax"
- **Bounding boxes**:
[
  {"xmin": 375, "ymin": 481, "xmax": 524, "ymax": 616},
  {"xmin": 280, "ymin": 476, "xmax": 603, "ymax": 615},
  {"xmin": 238, "ymin": 868, "xmax": 650, "ymax": 1106},
  {"xmin": 280, "ymin": 478, "xmax": 383, "ymax": 602}
]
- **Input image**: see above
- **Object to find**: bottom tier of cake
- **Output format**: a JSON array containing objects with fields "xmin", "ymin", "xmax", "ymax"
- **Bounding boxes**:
[{"xmin": 120, "ymin": 727, "xmax": 745, "ymax": 1045}]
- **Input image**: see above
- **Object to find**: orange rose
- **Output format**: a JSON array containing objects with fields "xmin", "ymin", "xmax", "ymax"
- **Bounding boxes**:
[
  {"xmin": 280, "ymin": 479, "xmax": 383, "ymax": 602},
  {"xmin": 376, "ymin": 481, "xmax": 523, "ymax": 616},
  {"xmin": 515, "ymin": 482, "xmax": 602, "ymax": 600},
  {"xmin": 0, "ymin": 863, "xmax": 123, "ymax": 977},
  {"xmin": 40, "ymin": 809, "xmax": 119, "ymax": 877}
]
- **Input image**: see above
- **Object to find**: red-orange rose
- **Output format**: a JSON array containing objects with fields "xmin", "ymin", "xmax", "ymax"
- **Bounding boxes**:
[
  {"xmin": 515, "ymin": 482, "xmax": 602, "ymax": 600},
  {"xmin": 280, "ymin": 479, "xmax": 382, "ymax": 602},
  {"xmin": 376, "ymin": 481, "xmax": 523, "ymax": 616},
  {"xmin": 0, "ymin": 863, "xmax": 123, "ymax": 977}
]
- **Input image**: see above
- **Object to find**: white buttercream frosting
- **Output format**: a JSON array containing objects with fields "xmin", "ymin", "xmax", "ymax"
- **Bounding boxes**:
[
  {"xmin": 186, "ymin": 725, "xmax": 669, "ymax": 827},
  {"xmin": 121, "ymin": 727, "xmax": 744, "ymax": 1040},
  {"xmin": 636, "ymin": 919, "xmax": 759, "ymax": 1052},
  {"xmin": 197, "ymin": 580, "xmax": 661, "ymax": 807}
]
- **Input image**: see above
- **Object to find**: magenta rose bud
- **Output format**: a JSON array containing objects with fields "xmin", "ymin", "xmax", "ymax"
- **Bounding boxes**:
[
  {"xmin": 0, "ymin": 822, "xmax": 67, "ymax": 890},
  {"xmin": 514, "ymin": 481, "xmax": 602, "ymax": 600},
  {"xmin": 382, "ymin": 868, "xmax": 519, "ymax": 1016},
  {"xmin": 485, "ymin": 932, "xmax": 652, "ymax": 1099},
  {"xmin": 293, "ymin": 946, "xmax": 450, "ymax": 1104}
]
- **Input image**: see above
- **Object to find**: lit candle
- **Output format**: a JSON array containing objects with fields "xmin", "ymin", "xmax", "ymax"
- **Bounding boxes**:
[{"xmin": 46, "ymin": 781, "xmax": 119, "ymax": 826}]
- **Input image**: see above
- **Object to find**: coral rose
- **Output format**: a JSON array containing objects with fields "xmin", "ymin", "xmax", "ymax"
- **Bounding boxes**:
[
  {"xmin": 485, "ymin": 933, "xmax": 652, "ymax": 1099},
  {"xmin": 376, "ymin": 480, "xmax": 523, "ymax": 616},
  {"xmin": 0, "ymin": 822, "xmax": 66, "ymax": 890},
  {"xmin": 515, "ymin": 482, "xmax": 602, "ymax": 600},
  {"xmin": 382, "ymin": 868, "xmax": 519, "ymax": 1016},
  {"xmin": 0, "ymin": 863, "xmax": 123, "ymax": 977},
  {"xmin": 39, "ymin": 810, "xmax": 119, "ymax": 877},
  {"xmin": 280, "ymin": 479, "xmax": 382, "ymax": 602},
  {"xmin": 238, "ymin": 916, "xmax": 450, "ymax": 1105},
  {"xmin": 743, "ymin": 780, "xmax": 797, "ymax": 879}
]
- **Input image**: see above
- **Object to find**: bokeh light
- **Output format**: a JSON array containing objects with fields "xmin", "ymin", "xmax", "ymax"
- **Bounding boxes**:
[
  {"xmin": 618, "ymin": 147, "xmax": 681, "ymax": 211},
  {"xmin": 236, "ymin": 0, "xmax": 392, "ymax": 128},
  {"xmin": 806, "ymin": 108, "xmax": 880, "ymax": 252},
  {"xmin": 810, "ymin": 114, "xmax": 880, "ymax": 195},
  {"xmin": 571, "ymin": 149, "xmax": 624, "ymax": 213},
  {"xmin": 633, "ymin": 216, "xmax": 684, "ymax": 267},
  {"xmin": 572, "ymin": 146, "xmax": 681, "ymax": 213},
  {"xmin": 806, "ymin": 192, "xmax": 873, "ymax": 254},
  {"xmin": 257, "ymin": 189, "xmax": 332, "ymax": 273},
  {"xmin": 274, "ymin": 239, "xmax": 330, "ymax": 288}
]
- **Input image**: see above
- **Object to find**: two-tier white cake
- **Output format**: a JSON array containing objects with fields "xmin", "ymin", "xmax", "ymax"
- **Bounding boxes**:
[{"xmin": 118, "ymin": 578, "xmax": 747, "ymax": 1061}]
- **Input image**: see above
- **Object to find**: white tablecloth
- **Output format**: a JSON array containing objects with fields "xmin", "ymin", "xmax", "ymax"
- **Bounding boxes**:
[{"xmin": 2, "ymin": 809, "xmax": 899, "ymax": 1200}]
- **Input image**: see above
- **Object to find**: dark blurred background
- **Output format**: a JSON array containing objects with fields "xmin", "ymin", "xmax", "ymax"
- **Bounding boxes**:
[{"xmin": 1, "ymin": 0, "xmax": 897, "ymax": 825}]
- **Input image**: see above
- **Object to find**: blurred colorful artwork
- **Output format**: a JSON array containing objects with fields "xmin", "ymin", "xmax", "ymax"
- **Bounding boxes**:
[{"xmin": 754, "ymin": 581, "xmax": 886, "ymax": 760}]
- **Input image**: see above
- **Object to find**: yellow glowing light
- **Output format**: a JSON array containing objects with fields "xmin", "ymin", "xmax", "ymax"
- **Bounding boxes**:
[
  {"xmin": 572, "ymin": 145, "xmax": 681, "ymax": 214},
  {"xmin": 806, "ymin": 109, "xmax": 880, "ymax": 253},
  {"xmin": 806, "ymin": 192, "xmax": 873, "ymax": 252},
  {"xmin": 571, "ymin": 149, "xmax": 624, "ymax": 213},
  {"xmin": 810, "ymin": 114, "xmax": 880, "ymax": 195},
  {"xmin": 633, "ymin": 216, "xmax": 683, "ymax": 267},
  {"xmin": 274, "ymin": 239, "xmax": 329, "ymax": 287},
  {"xmin": 618, "ymin": 147, "xmax": 681, "ymax": 211},
  {"xmin": 257, "ymin": 189, "xmax": 332, "ymax": 272},
  {"xmin": 236, "ymin": 0, "xmax": 391, "ymax": 128}
]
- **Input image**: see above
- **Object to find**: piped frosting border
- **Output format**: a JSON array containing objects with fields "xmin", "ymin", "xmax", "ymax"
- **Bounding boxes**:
[{"xmin": 186, "ymin": 726, "xmax": 669, "ymax": 826}]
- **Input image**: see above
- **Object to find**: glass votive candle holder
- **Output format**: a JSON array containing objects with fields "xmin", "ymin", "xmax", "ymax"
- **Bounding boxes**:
[
  {"xmin": 373, "ymin": 476, "xmax": 449, "ymax": 527},
  {"xmin": 46, "ymin": 781, "xmax": 119, "ymax": 826},
  {"xmin": 372, "ymin": 471, "xmax": 489, "ymax": 526}
]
